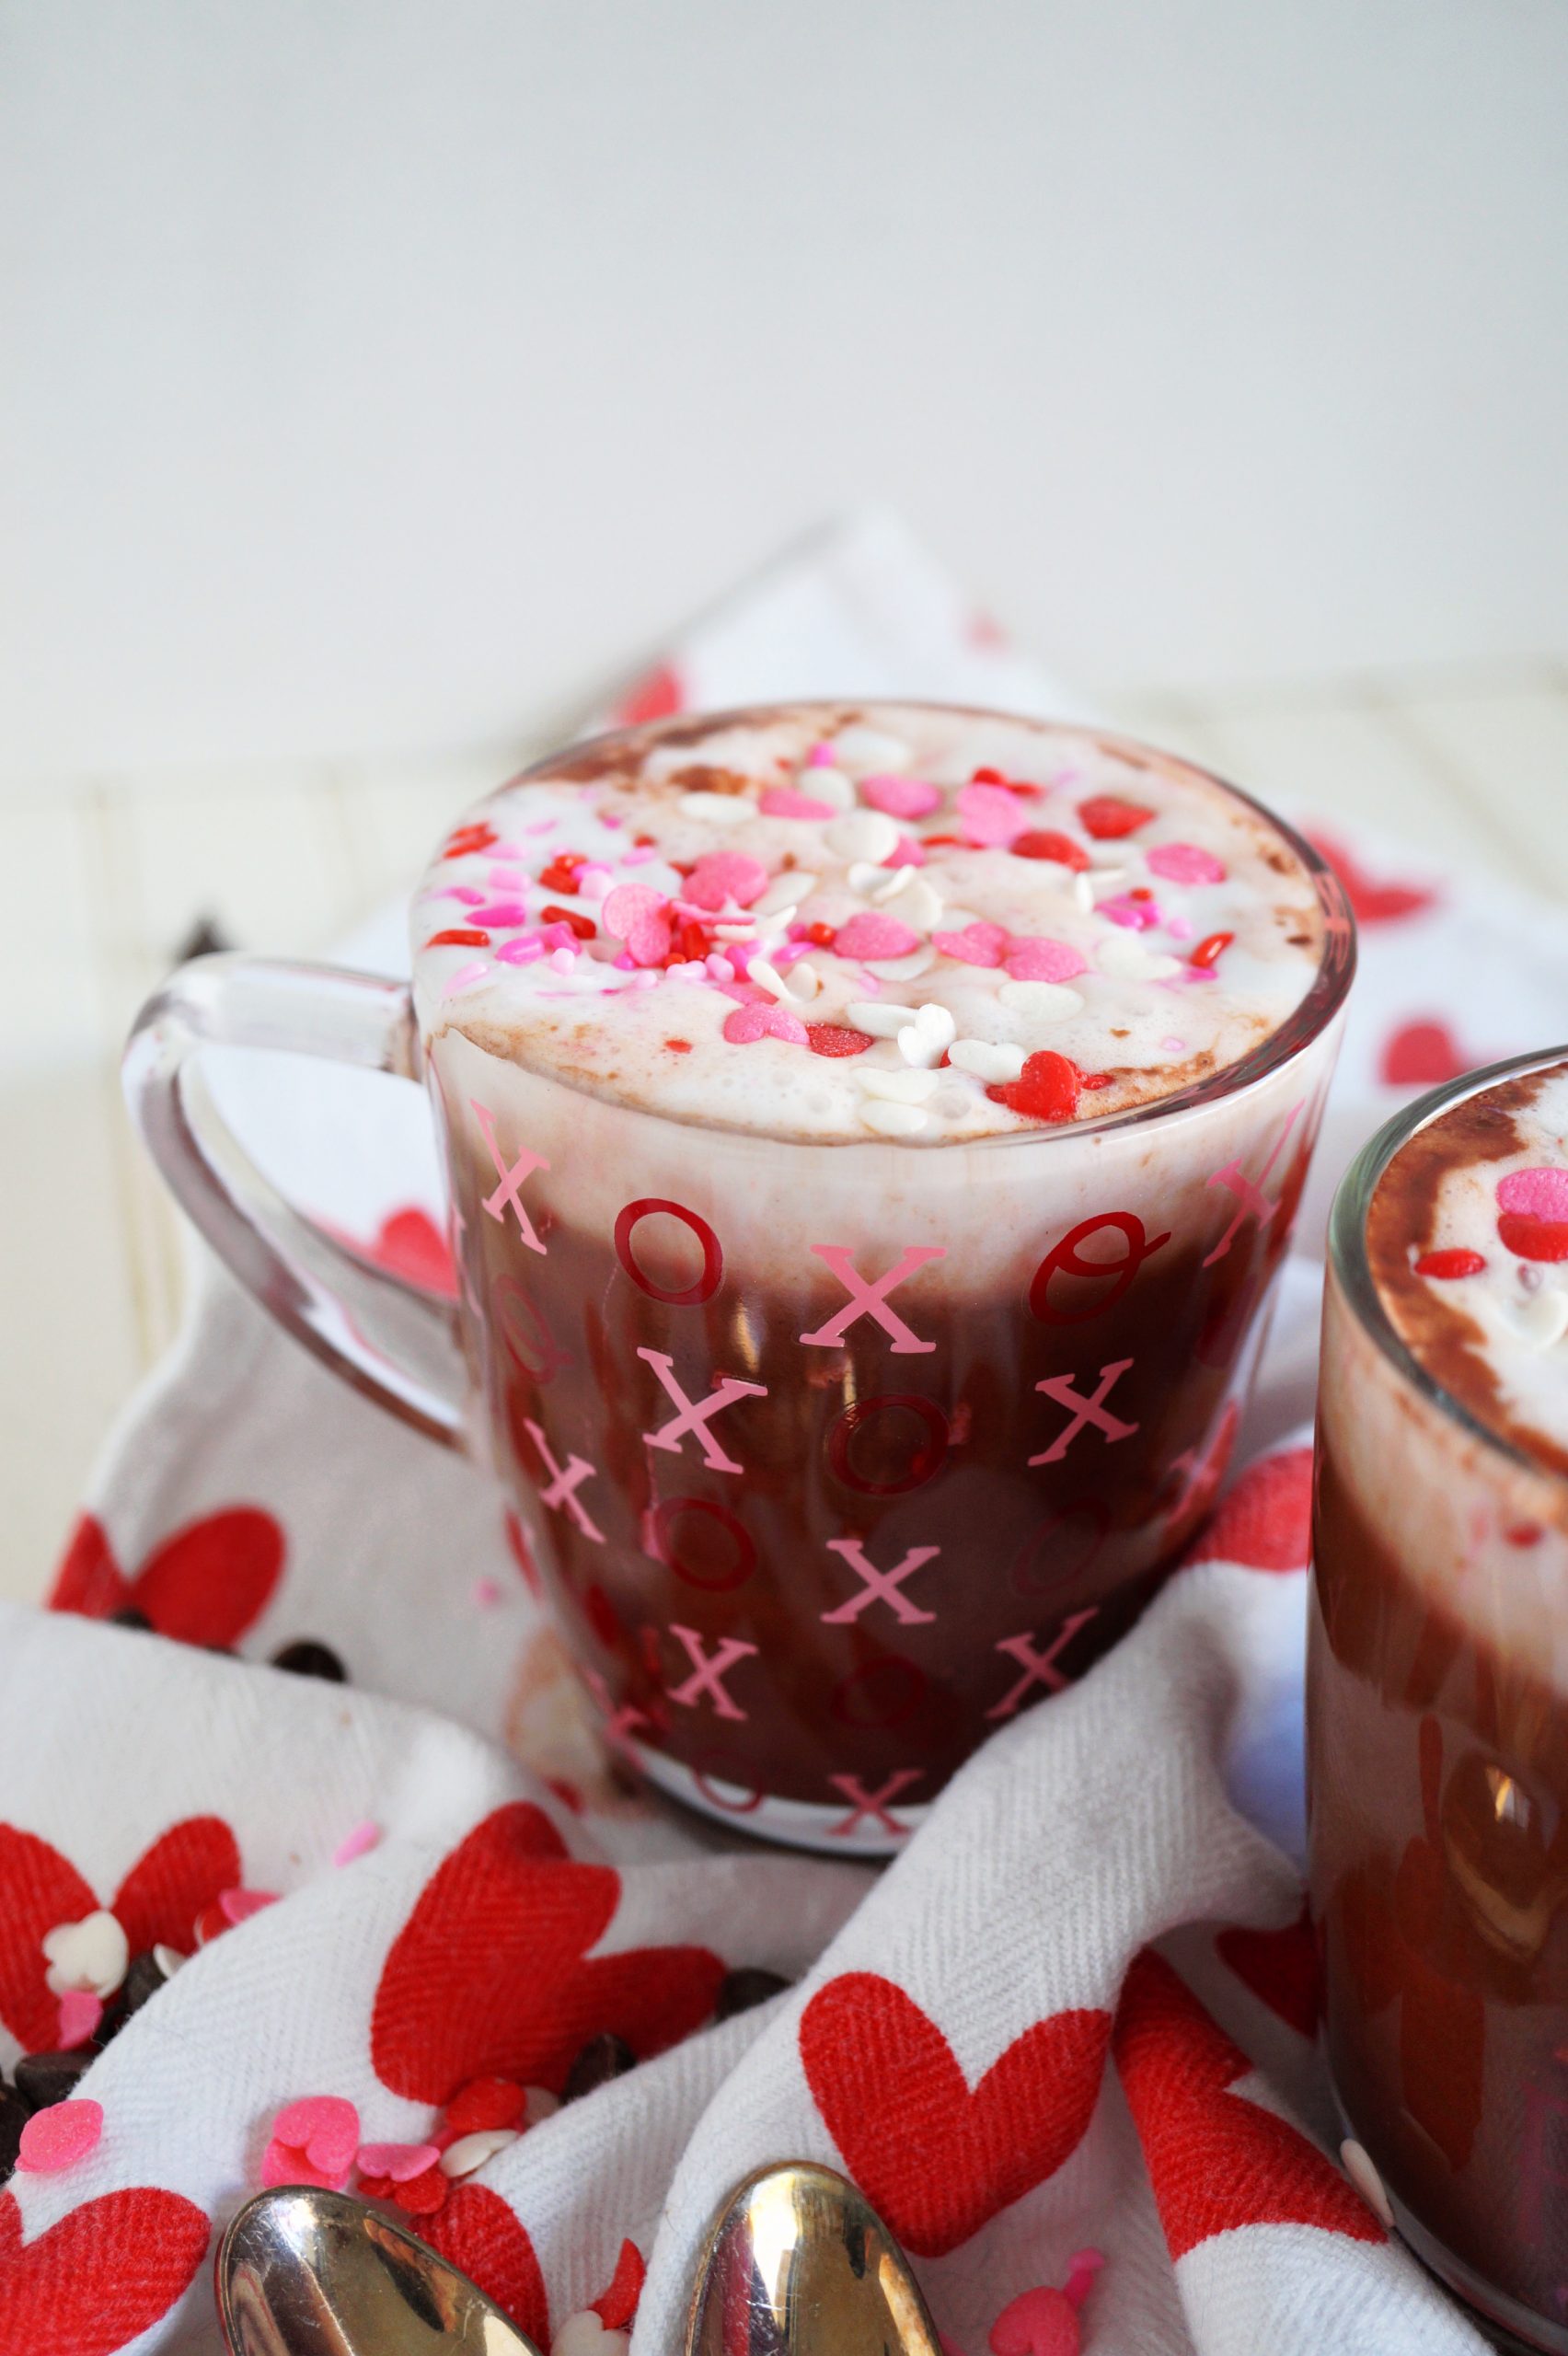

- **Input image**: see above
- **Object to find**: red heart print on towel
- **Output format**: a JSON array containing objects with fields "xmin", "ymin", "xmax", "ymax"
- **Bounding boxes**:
[
  {"xmin": 371, "ymin": 1804, "xmax": 724, "ymax": 2103},
  {"xmin": 1303, "ymin": 831, "xmax": 1437, "ymax": 925},
  {"xmin": 0, "ymin": 2186, "xmax": 210, "ymax": 2356},
  {"xmin": 1113, "ymin": 1948, "xmax": 1381, "ymax": 2259},
  {"xmin": 421, "ymin": 2185, "xmax": 548, "ymax": 2345},
  {"xmin": 1378, "ymin": 1020, "xmax": 1473, "ymax": 1089},
  {"xmin": 1182, "ymin": 1448, "xmax": 1313, "ymax": 1576},
  {"xmin": 0, "ymin": 1818, "xmax": 240, "ymax": 2051},
  {"xmin": 50, "ymin": 1509, "xmax": 284, "ymax": 1649},
  {"xmin": 1216, "ymin": 1902, "xmax": 1320, "ymax": 2038},
  {"xmin": 800, "ymin": 1971, "xmax": 1111, "ymax": 2257}
]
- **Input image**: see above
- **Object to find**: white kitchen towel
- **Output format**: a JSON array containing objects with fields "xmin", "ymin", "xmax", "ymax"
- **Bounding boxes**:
[{"xmin": 18, "ymin": 513, "xmax": 1566, "ymax": 2355}]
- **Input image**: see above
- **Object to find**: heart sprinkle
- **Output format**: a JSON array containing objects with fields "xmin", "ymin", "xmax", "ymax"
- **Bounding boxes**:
[
  {"xmin": 262, "ymin": 2095, "xmax": 361, "ymax": 2191},
  {"xmin": 1001, "ymin": 1051, "xmax": 1084, "ymax": 1123},
  {"xmin": 17, "ymin": 2098, "xmax": 103, "ymax": 2175},
  {"xmin": 1078, "ymin": 794, "xmax": 1154, "ymax": 838},
  {"xmin": 834, "ymin": 911, "xmax": 923, "ymax": 962}
]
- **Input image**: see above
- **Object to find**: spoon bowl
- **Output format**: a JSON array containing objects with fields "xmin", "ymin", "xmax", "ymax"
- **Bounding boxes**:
[
  {"xmin": 216, "ymin": 2185, "xmax": 542, "ymax": 2356},
  {"xmin": 687, "ymin": 2162, "xmax": 942, "ymax": 2356}
]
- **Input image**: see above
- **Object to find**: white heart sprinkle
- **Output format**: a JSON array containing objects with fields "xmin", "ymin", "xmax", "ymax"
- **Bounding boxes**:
[
  {"xmin": 859, "ymin": 1099, "xmax": 928, "ymax": 1138},
  {"xmin": 152, "ymin": 1945, "xmax": 187, "ymax": 1980},
  {"xmin": 551, "ymin": 2310, "xmax": 629, "ymax": 2356},
  {"xmin": 847, "ymin": 861, "xmax": 891, "ymax": 896},
  {"xmin": 1489, "ymin": 1290, "xmax": 1568, "ymax": 1351},
  {"xmin": 858, "ymin": 1066, "xmax": 941, "ymax": 1102},
  {"xmin": 1095, "ymin": 933, "xmax": 1181, "ymax": 981},
  {"xmin": 42, "ymin": 1909, "xmax": 129, "ymax": 1999},
  {"xmin": 679, "ymin": 791, "xmax": 750, "ymax": 825},
  {"xmin": 1088, "ymin": 867, "xmax": 1129, "ymax": 897},
  {"xmin": 844, "ymin": 999, "xmax": 908, "ymax": 1038},
  {"xmin": 753, "ymin": 872, "xmax": 814, "ymax": 919},
  {"xmin": 832, "ymin": 725, "xmax": 911, "ymax": 772},
  {"xmin": 948, "ymin": 1038, "xmax": 1029, "ymax": 1081},
  {"xmin": 1072, "ymin": 874, "xmax": 1096, "ymax": 913},
  {"xmin": 893, "ymin": 876, "xmax": 944, "ymax": 931},
  {"xmin": 997, "ymin": 980, "xmax": 1084, "ymax": 1023},
  {"xmin": 795, "ymin": 765, "xmax": 855, "ymax": 809},
  {"xmin": 865, "ymin": 948, "xmax": 935, "ymax": 981},
  {"xmin": 440, "ymin": 2127, "xmax": 522, "ymax": 2179},
  {"xmin": 824, "ymin": 810, "xmax": 902, "ymax": 866},
  {"xmin": 897, "ymin": 1002, "xmax": 957, "ymax": 1068}
]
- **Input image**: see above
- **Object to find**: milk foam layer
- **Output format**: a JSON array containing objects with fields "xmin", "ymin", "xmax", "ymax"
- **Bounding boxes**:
[
  {"xmin": 413, "ymin": 703, "xmax": 1326, "ymax": 1145},
  {"xmin": 1367, "ymin": 1060, "xmax": 1568, "ymax": 1474}
]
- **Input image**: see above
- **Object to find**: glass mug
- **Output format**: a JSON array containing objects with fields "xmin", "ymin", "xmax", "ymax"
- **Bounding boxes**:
[
  {"xmin": 126, "ymin": 708, "xmax": 1353, "ymax": 1854},
  {"xmin": 1310, "ymin": 1049, "xmax": 1568, "ymax": 2350}
]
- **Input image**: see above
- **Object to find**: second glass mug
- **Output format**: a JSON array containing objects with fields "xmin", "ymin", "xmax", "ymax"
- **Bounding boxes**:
[{"xmin": 125, "ymin": 708, "xmax": 1355, "ymax": 1853}]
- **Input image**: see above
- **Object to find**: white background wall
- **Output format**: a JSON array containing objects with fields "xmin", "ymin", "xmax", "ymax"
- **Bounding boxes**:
[{"xmin": 3, "ymin": 0, "xmax": 1567, "ymax": 781}]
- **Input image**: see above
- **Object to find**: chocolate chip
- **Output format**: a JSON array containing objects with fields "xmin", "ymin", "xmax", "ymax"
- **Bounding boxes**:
[
  {"xmin": 561, "ymin": 2032, "xmax": 637, "ymax": 2103},
  {"xmin": 714, "ymin": 1967, "xmax": 790, "ymax": 2021},
  {"xmin": 110, "ymin": 1606, "xmax": 154, "ymax": 1631},
  {"xmin": 0, "ymin": 2086, "xmax": 28, "ymax": 2183},
  {"xmin": 98, "ymin": 1948, "xmax": 175, "ymax": 2043},
  {"xmin": 175, "ymin": 914, "xmax": 233, "ymax": 963},
  {"xmin": 270, "ymin": 1639, "xmax": 347, "ymax": 1682},
  {"xmin": 15, "ymin": 2047, "xmax": 98, "ymax": 2111}
]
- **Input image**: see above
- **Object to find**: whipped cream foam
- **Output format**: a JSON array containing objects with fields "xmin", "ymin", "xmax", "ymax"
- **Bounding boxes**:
[
  {"xmin": 413, "ymin": 702, "xmax": 1327, "ymax": 1145},
  {"xmin": 1366, "ymin": 1058, "xmax": 1568, "ymax": 1476}
]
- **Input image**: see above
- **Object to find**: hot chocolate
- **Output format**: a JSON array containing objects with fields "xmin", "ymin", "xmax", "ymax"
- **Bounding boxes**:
[
  {"xmin": 415, "ymin": 702, "xmax": 1351, "ymax": 1847},
  {"xmin": 1310, "ymin": 1052, "xmax": 1568, "ymax": 2349}
]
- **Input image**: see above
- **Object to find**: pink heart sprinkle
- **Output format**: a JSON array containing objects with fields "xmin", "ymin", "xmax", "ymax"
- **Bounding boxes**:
[
  {"xmin": 805, "ymin": 742, "xmax": 837, "ymax": 767},
  {"xmin": 601, "ymin": 884, "xmax": 673, "ymax": 967},
  {"xmin": 57, "ymin": 1992, "xmax": 103, "ymax": 2050},
  {"xmin": 833, "ymin": 911, "xmax": 922, "ymax": 961},
  {"xmin": 1497, "ymin": 1167, "xmax": 1568, "ymax": 1219},
  {"xmin": 220, "ymin": 1888, "xmax": 280, "ymax": 1927},
  {"xmin": 1099, "ymin": 895, "xmax": 1159, "ymax": 931},
  {"xmin": 465, "ymin": 899, "xmax": 530, "ymax": 928},
  {"xmin": 956, "ymin": 781, "xmax": 1030, "ymax": 847},
  {"xmin": 359, "ymin": 2141, "xmax": 442, "ymax": 2183},
  {"xmin": 270, "ymin": 2096, "xmax": 362, "ymax": 2185},
  {"xmin": 1006, "ymin": 938, "xmax": 1089, "ymax": 982},
  {"xmin": 760, "ymin": 787, "xmax": 836, "ymax": 819},
  {"xmin": 1147, "ymin": 841, "xmax": 1226, "ymax": 885},
  {"xmin": 331, "ymin": 1821, "xmax": 380, "ymax": 1867},
  {"xmin": 933, "ymin": 921, "xmax": 1010, "ymax": 968},
  {"xmin": 722, "ymin": 1002, "xmax": 810, "ymax": 1046},
  {"xmin": 860, "ymin": 775, "xmax": 942, "ymax": 820},
  {"xmin": 685, "ymin": 850, "xmax": 769, "ymax": 910},
  {"xmin": 17, "ymin": 2098, "xmax": 102, "ymax": 2175}
]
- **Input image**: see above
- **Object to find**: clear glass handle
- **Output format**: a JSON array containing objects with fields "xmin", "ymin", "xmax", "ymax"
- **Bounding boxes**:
[{"xmin": 122, "ymin": 953, "xmax": 469, "ymax": 1449}]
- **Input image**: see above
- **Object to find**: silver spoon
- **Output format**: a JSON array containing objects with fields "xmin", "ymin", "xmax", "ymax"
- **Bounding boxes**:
[
  {"xmin": 216, "ymin": 2184, "xmax": 543, "ymax": 2356},
  {"xmin": 686, "ymin": 2161, "xmax": 942, "ymax": 2356}
]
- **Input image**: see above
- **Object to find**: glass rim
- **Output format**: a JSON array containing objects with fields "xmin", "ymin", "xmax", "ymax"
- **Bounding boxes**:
[
  {"xmin": 491, "ymin": 697, "xmax": 1355, "ymax": 1149},
  {"xmin": 1327, "ymin": 1043, "xmax": 1568, "ymax": 1485},
  {"xmin": 477, "ymin": 698, "xmax": 1357, "ymax": 1149}
]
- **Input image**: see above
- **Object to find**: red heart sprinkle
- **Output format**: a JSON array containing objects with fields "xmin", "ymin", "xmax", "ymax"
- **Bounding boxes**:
[
  {"xmin": 538, "ymin": 852, "xmax": 588, "ymax": 895},
  {"xmin": 1413, "ymin": 1248, "xmax": 1486, "ymax": 1279},
  {"xmin": 1078, "ymin": 795, "xmax": 1154, "ymax": 839},
  {"xmin": 1003, "ymin": 1052, "xmax": 1082, "ymax": 1123},
  {"xmin": 444, "ymin": 822, "xmax": 498, "ymax": 859},
  {"xmin": 1498, "ymin": 1214, "xmax": 1568, "ymax": 1264},
  {"xmin": 1012, "ymin": 830, "xmax": 1090, "ymax": 870},
  {"xmin": 806, "ymin": 1024, "xmax": 875, "ymax": 1057},
  {"xmin": 426, "ymin": 929, "xmax": 491, "ymax": 950}
]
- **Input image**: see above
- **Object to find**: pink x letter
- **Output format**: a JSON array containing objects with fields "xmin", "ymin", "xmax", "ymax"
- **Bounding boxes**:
[
  {"xmin": 827, "ymin": 1769, "xmax": 923, "ymax": 1839},
  {"xmin": 638, "ymin": 1348, "xmax": 768, "ymax": 1477},
  {"xmin": 1203, "ymin": 1100, "xmax": 1303, "ymax": 1267},
  {"xmin": 1029, "ymin": 1360, "xmax": 1137, "ymax": 1464},
  {"xmin": 522, "ymin": 1416, "xmax": 605, "ymax": 1543},
  {"xmin": 821, "ymin": 1538, "xmax": 940, "ymax": 1626},
  {"xmin": 799, "ymin": 1244, "xmax": 947, "ymax": 1355},
  {"xmin": 665, "ymin": 1624, "xmax": 759, "ymax": 1720},
  {"xmin": 986, "ymin": 1610, "xmax": 1100, "ymax": 1718},
  {"xmin": 471, "ymin": 1099, "xmax": 550, "ymax": 1255}
]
